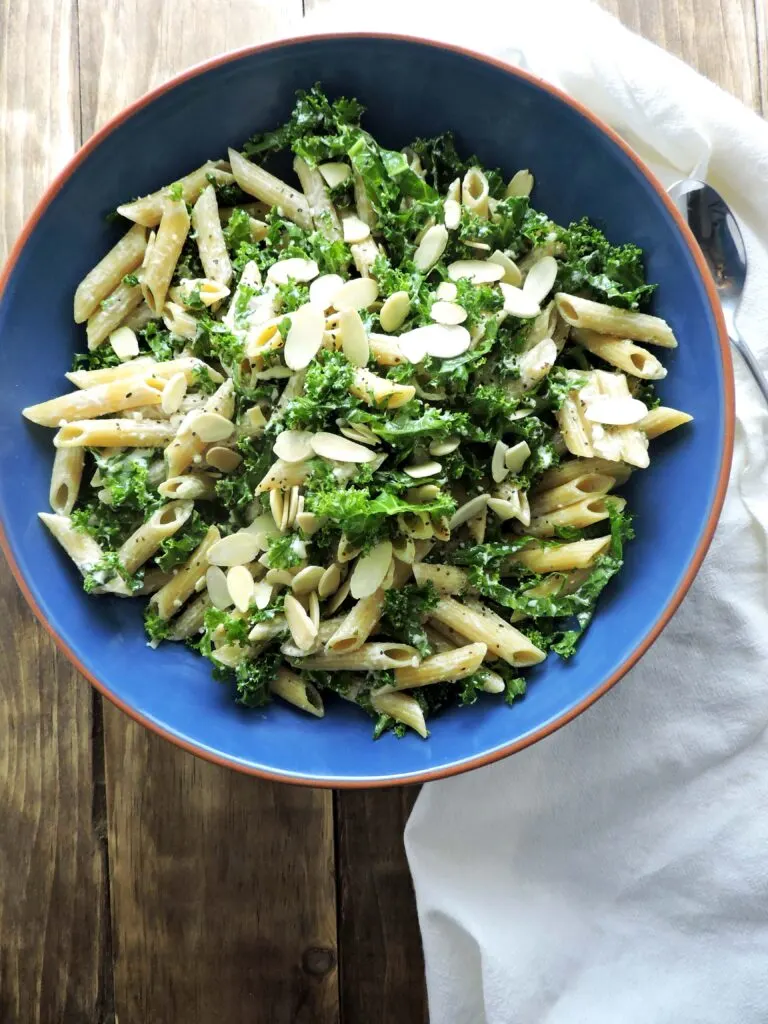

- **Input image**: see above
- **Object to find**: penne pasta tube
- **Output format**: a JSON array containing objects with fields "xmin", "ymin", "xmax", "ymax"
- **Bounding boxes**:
[
  {"xmin": 228, "ymin": 149, "xmax": 312, "ymax": 231},
  {"xmin": 164, "ymin": 379, "xmax": 234, "ymax": 477},
  {"xmin": 117, "ymin": 500, "xmax": 193, "ymax": 574},
  {"xmin": 393, "ymin": 642, "xmax": 487, "ymax": 689},
  {"xmin": 141, "ymin": 198, "xmax": 191, "ymax": 313},
  {"xmin": 38, "ymin": 512, "xmax": 104, "ymax": 577},
  {"xmin": 54, "ymin": 419, "xmax": 176, "ymax": 448},
  {"xmin": 158, "ymin": 473, "xmax": 217, "ymax": 501},
  {"xmin": 253, "ymin": 459, "xmax": 312, "ymax": 495},
  {"xmin": 368, "ymin": 333, "xmax": 406, "ymax": 365},
  {"xmin": 23, "ymin": 376, "xmax": 165, "ymax": 427},
  {"xmin": 74, "ymin": 223, "xmax": 147, "ymax": 322},
  {"xmin": 349, "ymin": 368, "xmax": 416, "ymax": 409},
  {"xmin": 429, "ymin": 597, "xmax": 545, "ymax": 668},
  {"xmin": 293, "ymin": 156, "xmax": 342, "ymax": 240},
  {"xmin": 66, "ymin": 356, "xmax": 223, "ymax": 391},
  {"xmin": 534, "ymin": 457, "xmax": 632, "ymax": 492},
  {"xmin": 326, "ymin": 590, "xmax": 384, "ymax": 652},
  {"xmin": 86, "ymin": 280, "xmax": 143, "ymax": 350},
  {"xmin": 573, "ymin": 328, "xmax": 667, "ymax": 380},
  {"xmin": 639, "ymin": 406, "xmax": 694, "ymax": 439},
  {"xmin": 556, "ymin": 394, "xmax": 595, "ymax": 459},
  {"xmin": 150, "ymin": 525, "xmax": 220, "ymax": 620},
  {"xmin": 247, "ymin": 616, "xmax": 289, "ymax": 644},
  {"xmin": 49, "ymin": 446, "xmax": 85, "ymax": 515},
  {"xmin": 555, "ymin": 293, "xmax": 677, "ymax": 348},
  {"xmin": 270, "ymin": 667, "xmax": 324, "ymax": 718},
  {"xmin": 136, "ymin": 566, "xmax": 174, "ymax": 596},
  {"xmin": 116, "ymin": 162, "xmax": 232, "ymax": 227},
  {"xmin": 163, "ymin": 301, "xmax": 199, "ymax": 340},
  {"xmin": 291, "ymin": 643, "xmax": 420, "ymax": 672},
  {"xmin": 166, "ymin": 592, "xmax": 212, "ymax": 641},
  {"xmin": 528, "ymin": 495, "xmax": 627, "ymax": 538},
  {"xmin": 191, "ymin": 183, "xmax": 232, "ymax": 287},
  {"xmin": 369, "ymin": 688, "xmax": 428, "ymax": 738},
  {"xmin": 122, "ymin": 302, "xmax": 158, "ymax": 333},
  {"xmin": 508, "ymin": 537, "xmax": 611, "ymax": 574},
  {"xmin": 462, "ymin": 167, "xmax": 489, "ymax": 218},
  {"xmin": 411, "ymin": 563, "xmax": 469, "ymax": 595},
  {"xmin": 529, "ymin": 472, "xmax": 616, "ymax": 517}
]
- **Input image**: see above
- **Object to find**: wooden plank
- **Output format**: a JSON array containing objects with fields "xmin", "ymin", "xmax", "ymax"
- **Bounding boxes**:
[
  {"xmin": 0, "ymin": 4, "xmax": 112, "ymax": 1021},
  {"xmin": 756, "ymin": 0, "xmax": 767, "ymax": 113},
  {"xmin": 335, "ymin": 789, "xmax": 428, "ymax": 1024},
  {"xmin": 599, "ymin": 0, "xmax": 761, "ymax": 109},
  {"xmin": 75, "ymin": 2, "xmax": 338, "ymax": 1021}
]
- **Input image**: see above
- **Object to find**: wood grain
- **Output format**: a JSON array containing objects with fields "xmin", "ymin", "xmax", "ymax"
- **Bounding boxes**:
[
  {"xmin": 335, "ymin": 789, "xmax": 427, "ymax": 1024},
  {"xmin": 0, "ymin": 3, "xmax": 112, "ymax": 1023},
  {"xmin": 76, "ymin": 3, "xmax": 337, "ymax": 1022},
  {"xmin": 756, "ymin": 0, "xmax": 767, "ymax": 113}
]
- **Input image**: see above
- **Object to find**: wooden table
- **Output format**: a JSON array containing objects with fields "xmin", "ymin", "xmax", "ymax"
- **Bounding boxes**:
[{"xmin": 0, "ymin": 2, "xmax": 764, "ymax": 1020}]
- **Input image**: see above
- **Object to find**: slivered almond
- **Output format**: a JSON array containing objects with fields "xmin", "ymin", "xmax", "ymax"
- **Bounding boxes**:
[
  {"xmin": 265, "ymin": 568, "xmax": 295, "ymax": 587},
  {"xmin": 584, "ymin": 396, "xmax": 648, "ymax": 425},
  {"xmin": 430, "ymin": 301, "xmax": 467, "ymax": 326},
  {"xmin": 449, "ymin": 493, "xmax": 489, "ymax": 529},
  {"xmin": 284, "ymin": 594, "xmax": 318, "ymax": 651},
  {"xmin": 317, "ymin": 563, "xmax": 342, "ymax": 600},
  {"xmin": 161, "ymin": 372, "xmax": 188, "ymax": 415},
  {"xmin": 350, "ymin": 540, "xmax": 393, "ymax": 599},
  {"xmin": 379, "ymin": 291, "xmax": 411, "ymax": 333},
  {"xmin": 403, "ymin": 460, "xmax": 442, "ymax": 479},
  {"xmin": 435, "ymin": 282, "xmax": 458, "ymax": 301},
  {"xmin": 308, "ymin": 592, "xmax": 320, "ymax": 630},
  {"xmin": 206, "ymin": 446, "xmax": 242, "ymax": 472},
  {"xmin": 206, "ymin": 566, "xmax": 233, "ymax": 609},
  {"xmin": 447, "ymin": 259, "xmax": 505, "ymax": 284},
  {"xmin": 287, "ymin": 485, "xmax": 300, "ymax": 528},
  {"xmin": 413, "ymin": 224, "xmax": 448, "ymax": 273},
  {"xmin": 324, "ymin": 577, "xmax": 351, "ymax": 614},
  {"xmin": 499, "ymin": 283, "xmax": 541, "ymax": 318},
  {"xmin": 342, "ymin": 214, "xmax": 371, "ymax": 244},
  {"xmin": 284, "ymin": 303, "xmax": 326, "ymax": 370},
  {"xmin": 332, "ymin": 277, "xmax": 379, "ymax": 311},
  {"xmin": 443, "ymin": 198, "xmax": 461, "ymax": 230},
  {"xmin": 520, "ymin": 338, "xmax": 558, "ymax": 389},
  {"xmin": 292, "ymin": 565, "xmax": 325, "ymax": 595},
  {"xmin": 207, "ymin": 532, "xmax": 262, "ymax": 567},
  {"xmin": 253, "ymin": 580, "xmax": 274, "ymax": 610},
  {"xmin": 273, "ymin": 429, "xmax": 314, "ymax": 463},
  {"xmin": 267, "ymin": 258, "xmax": 319, "ymax": 285},
  {"xmin": 318, "ymin": 162, "xmax": 351, "ymax": 188},
  {"xmin": 488, "ymin": 250, "xmax": 522, "ymax": 286},
  {"xmin": 465, "ymin": 241, "xmax": 491, "ymax": 252},
  {"xmin": 191, "ymin": 411, "xmax": 235, "ymax": 442},
  {"xmin": 505, "ymin": 440, "xmax": 531, "ymax": 474},
  {"xmin": 269, "ymin": 488, "xmax": 284, "ymax": 530},
  {"xmin": 338, "ymin": 422, "xmax": 378, "ymax": 446},
  {"xmin": 296, "ymin": 511, "xmax": 325, "ymax": 536},
  {"xmin": 339, "ymin": 309, "xmax": 369, "ymax": 366},
  {"xmin": 423, "ymin": 324, "xmax": 471, "ymax": 358},
  {"xmin": 280, "ymin": 488, "xmax": 292, "ymax": 532},
  {"xmin": 309, "ymin": 273, "xmax": 344, "ymax": 310},
  {"xmin": 429, "ymin": 436, "xmax": 460, "ymax": 456},
  {"xmin": 506, "ymin": 170, "xmax": 534, "ymax": 197},
  {"xmin": 242, "ymin": 513, "xmax": 281, "ymax": 547},
  {"xmin": 310, "ymin": 432, "xmax": 377, "ymax": 463},
  {"xmin": 523, "ymin": 256, "xmax": 558, "ymax": 304},
  {"xmin": 492, "ymin": 440, "xmax": 509, "ymax": 483},
  {"xmin": 227, "ymin": 565, "xmax": 255, "ymax": 613},
  {"xmin": 392, "ymin": 536, "xmax": 415, "ymax": 564},
  {"xmin": 109, "ymin": 326, "xmax": 140, "ymax": 361}
]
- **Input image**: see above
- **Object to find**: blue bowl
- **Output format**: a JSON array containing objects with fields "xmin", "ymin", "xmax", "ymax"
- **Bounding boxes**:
[{"xmin": 0, "ymin": 35, "xmax": 733, "ymax": 786}]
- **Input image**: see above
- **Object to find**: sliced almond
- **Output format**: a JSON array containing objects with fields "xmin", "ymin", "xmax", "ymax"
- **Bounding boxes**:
[
  {"xmin": 309, "ymin": 592, "xmax": 320, "ymax": 630},
  {"xmin": 406, "ymin": 484, "xmax": 441, "ymax": 503},
  {"xmin": 265, "ymin": 568, "xmax": 295, "ymax": 587},
  {"xmin": 267, "ymin": 258, "xmax": 319, "ymax": 286},
  {"xmin": 242, "ymin": 513, "xmax": 281, "ymax": 547},
  {"xmin": 435, "ymin": 282, "xmax": 458, "ymax": 301},
  {"xmin": 430, "ymin": 301, "xmax": 467, "ymax": 326},
  {"xmin": 310, "ymin": 431, "xmax": 377, "ymax": 464},
  {"xmin": 506, "ymin": 170, "xmax": 534, "ymax": 197},
  {"xmin": 423, "ymin": 324, "xmax": 471, "ymax": 358},
  {"xmin": 520, "ymin": 338, "xmax": 558, "ymax": 389},
  {"xmin": 332, "ymin": 277, "xmax": 379, "ymax": 312},
  {"xmin": 523, "ymin": 256, "xmax": 558, "ymax": 304},
  {"xmin": 296, "ymin": 510, "xmax": 326, "ymax": 536},
  {"xmin": 465, "ymin": 241, "xmax": 491, "ymax": 252},
  {"xmin": 397, "ymin": 327, "xmax": 430, "ymax": 364},
  {"xmin": 429, "ymin": 436, "xmax": 460, "ymax": 456},
  {"xmin": 206, "ymin": 446, "xmax": 242, "ymax": 473},
  {"xmin": 488, "ymin": 250, "xmax": 522, "ymax": 286},
  {"xmin": 207, "ymin": 531, "xmax": 262, "ymax": 567},
  {"xmin": 269, "ymin": 488, "xmax": 284, "ymax": 530},
  {"xmin": 291, "ymin": 565, "xmax": 325, "ymax": 595},
  {"xmin": 492, "ymin": 440, "xmax": 510, "ymax": 483},
  {"xmin": 309, "ymin": 273, "xmax": 344, "ymax": 311},
  {"xmin": 191, "ymin": 411, "xmax": 235, "ymax": 443},
  {"xmin": 382, "ymin": 560, "xmax": 396, "ymax": 590},
  {"xmin": 342, "ymin": 213, "xmax": 371, "ymax": 244},
  {"xmin": 584, "ymin": 396, "xmax": 648, "ymax": 425},
  {"xmin": 206, "ymin": 565, "xmax": 233, "ymax": 609},
  {"xmin": 280, "ymin": 487, "xmax": 293, "ymax": 532},
  {"xmin": 449, "ymin": 493, "xmax": 489, "ymax": 530},
  {"xmin": 504, "ymin": 440, "xmax": 531, "ymax": 474},
  {"xmin": 317, "ymin": 563, "xmax": 342, "ymax": 600},
  {"xmin": 447, "ymin": 260, "xmax": 505, "ymax": 284},
  {"xmin": 109, "ymin": 326, "xmax": 140, "ymax": 361},
  {"xmin": 443, "ymin": 198, "xmax": 461, "ymax": 230},
  {"xmin": 392, "ymin": 536, "xmax": 416, "ymax": 564},
  {"xmin": 284, "ymin": 594, "xmax": 318, "ymax": 651},
  {"xmin": 324, "ymin": 577, "xmax": 351, "ymax": 614},
  {"xmin": 403, "ymin": 460, "xmax": 442, "ymax": 479},
  {"xmin": 379, "ymin": 291, "xmax": 411, "ymax": 333},
  {"xmin": 447, "ymin": 177, "xmax": 461, "ymax": 203},
  {"xmin": 287, "ymin": 485, "xmax": 300, "ymax": 529},
  {"xmin": 318, "ymin": 162, "xmax": 351, "ymax": 188},
  {"xmin": 339, "ymin": 309, "xmax": 369, "ymax": 366},
  {"xmin": 227, "ymin": 564, "xmax": 255, "ymax": 613},
  {"xmin": 253, "ymin": 580, "xmax": 274, "ymax": 610},
  {"xmin": 338, "ymin": 422, "xmax": 378, "ymax": 446},
  {"xmin": 499, "ymin": 283, "xmax": 541, "ymax": 319},
  {"xmin": 179, "ymin": 277, "xmax": 231, "ymax": 307},
  {"xmin": 413, "ymin": 224, "xmax": 448, "ymax": 273},
  {"xmin": 284, "ymin": 303, "xmax": 326, "ymax": 370},
  {"xmin": 273, "ymin": 429, "xmax": 314, "ymax": 464},
  {"xmin": 161, "ymin": 372, "xmax": 187, "ymax": 415},
  {"xmin": 350, "ymin": 540, "xmax": 393, "ymax": 599}
]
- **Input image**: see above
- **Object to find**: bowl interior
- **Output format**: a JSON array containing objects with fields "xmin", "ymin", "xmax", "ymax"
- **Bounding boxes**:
[{"xmin": 0, "ymin": 36, "xmax": 728, "ymax": 784}]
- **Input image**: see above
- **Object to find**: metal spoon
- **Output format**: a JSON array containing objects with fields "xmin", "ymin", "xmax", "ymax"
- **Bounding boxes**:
[{"xmin": 668, "ymin": 178, "xmax": 768, "ymax": 403}]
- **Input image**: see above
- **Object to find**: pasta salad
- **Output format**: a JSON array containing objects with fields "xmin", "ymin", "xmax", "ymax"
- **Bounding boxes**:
[{"xmin": 23, "ymin": 85, "xmax": 692, "ymax": 739}]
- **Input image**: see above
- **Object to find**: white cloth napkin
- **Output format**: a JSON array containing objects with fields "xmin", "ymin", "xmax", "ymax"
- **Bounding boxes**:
[{"xmin": 306, "ymin": 2, "xmax": 768, "ymax": 1019}]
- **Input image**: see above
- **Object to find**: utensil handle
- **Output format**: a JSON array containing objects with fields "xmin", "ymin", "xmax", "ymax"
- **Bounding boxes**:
[{"xmin": 731, "ymin": 332, "xmax": 768, "ymax": 405}]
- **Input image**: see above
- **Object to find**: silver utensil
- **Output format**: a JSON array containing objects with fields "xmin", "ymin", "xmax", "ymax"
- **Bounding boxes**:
[{"xmin": 668, "ymin": 178, "xmax": 768, "ymax": 403}]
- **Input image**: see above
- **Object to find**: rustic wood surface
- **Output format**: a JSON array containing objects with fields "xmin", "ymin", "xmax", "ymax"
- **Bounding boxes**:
[{"xmin": 0, "ymin": 1, "xmax": 762, "ymax": 1021}]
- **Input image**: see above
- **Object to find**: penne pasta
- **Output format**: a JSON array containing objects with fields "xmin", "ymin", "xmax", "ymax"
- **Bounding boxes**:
[
  {"xmin": 534, "ymin": 457, "xmax": 633, "ymax": 492},
  {"xmin": 66, "ymin": 355, "xmax": 222, "ymax": 390},
  {"xmin": 270, "ymin": 667, "xmax": 325, "ymax": 717},
  {"xmin": 116, "ymin": 162, "xmax": 232, "ymax": 227},
  {"xmin": 508, "ymin": 537, "xmax": 611, "ymax": 574},
  {"xmin": 74, "ymin": 223, "xmax": 147, "ymax": 323},
  {"xmin": 228, "ymin": 148, "xmax": 312, "ymax": 230},
  {"xmin": 86, "ymin": 280, "xmax": 144, "ymax": 350},
  {"xmin": 349, "ymin": 367, "xmax": 416, "ymax": 409},
  {"xmin": 166, "ymin": 592, "xmax": 212, "ymax": 641},
  {"xmin": 23, "ymin": 376, "xmax": 165, "ymax": 427},
  {"xmin": 293, "ymin": 155, "xmax": 342, "ymax": 240},
  {"xmin": 370, "ymin": 689, "xmax": 428, "ymax": 738},
  {"xmin": 528, "ymin": 495, "xmax": 628, "ymax": 538},
  {"xmin": 529, "ymin": 472, "xmax": 616, "ymax": 517},
  {"xmin": 429, "ymin": 597, "xmax": 546, "ymax": 668},
  {"xmin": 118, "ymin": 500, "xmax": 193, "ymax": 574},
  {"xmin": 411, "ymin": 563, "xmax": 469, "ymax": 595},
  {"xmin": 54, "ymin": 419, "xmax": 176, "ymax": 448},
  {"xmin": 326, "ymin": 590, "xmax": 385, "ymax": 652},
  {"xmin": 150, "ymin": 525, "xmax": 220, "ymax": 620},
  {"xmin": 639, "ymin": 406, "xmax": 694, "ymax": 439},
  {"xmin": 49, "ymin": 446, "xmax": 85, "ymax": 515},
  {"xmin": 191, "ymin": 184, "xmax": 232, "ymax": 287},
  {"xmin": 393, "ymin": 642, "xmax": 487, "ymax": 689},
  {"xmin": 38, "ymin": 511, "xmax": 104, "ymax": 577},
  {"xmin": 573, "ymin": 328, "xmax": 667, "ymax": 380},
  {"xmin": 555, "ymin": 293, "xmax": 678, "ymax": 348},
  {"xmin": 290, "ymin": 643, "xmax": 420, "ymax": 672},
  {"xmin": 141, "ymin": 198, "xmax": 191, "ymax": 313}
]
